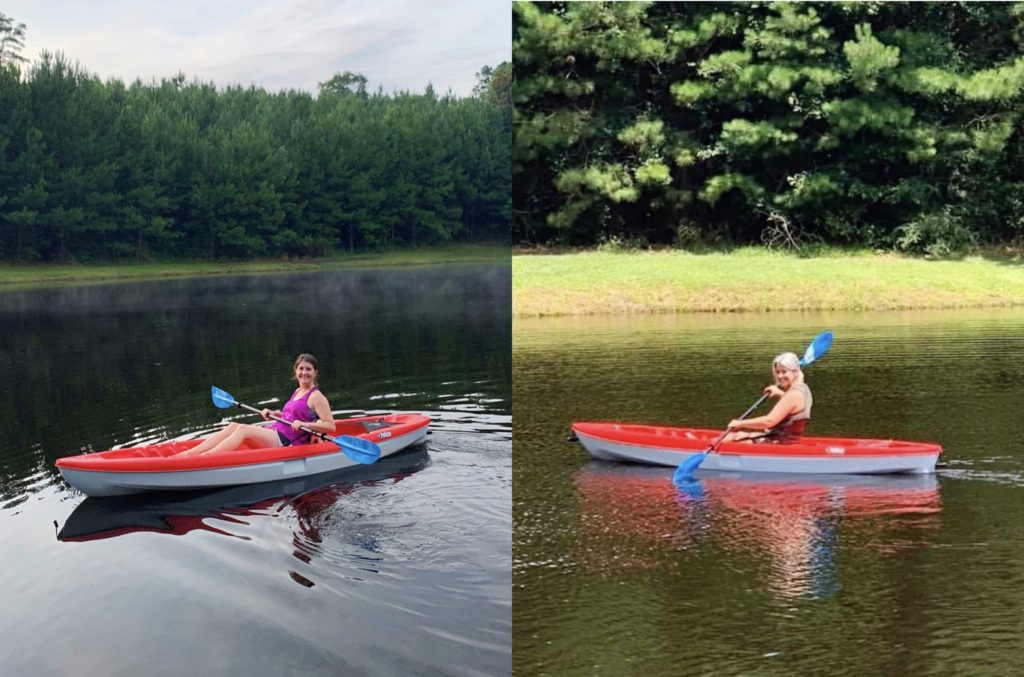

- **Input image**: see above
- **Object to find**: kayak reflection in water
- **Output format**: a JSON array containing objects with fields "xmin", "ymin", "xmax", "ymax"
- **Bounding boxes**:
[
  {"xmin": 721, "ymin": 351, "xmax": 812, "ymax": 444},
  {"xmin": 181, "ymin": 353, "xmax": 335, "ymax": 456}
]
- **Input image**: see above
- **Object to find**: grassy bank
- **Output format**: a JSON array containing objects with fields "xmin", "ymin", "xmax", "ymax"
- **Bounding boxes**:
[
  {"xmin": 0, "ymin": 243, "xmax": 509, "ymax": 287},
  {"xmin": 513, "ymin": 248, "xmax": 1024, "ymax": 317}
]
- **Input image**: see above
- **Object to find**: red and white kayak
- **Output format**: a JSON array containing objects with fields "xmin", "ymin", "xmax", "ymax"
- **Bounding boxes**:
[
  {"xmin": 57, "ymin": 414, "xmax": 430, "ymax": 497},
  {"xmin": 572, "ymin": 422, "xmax": 942, "ymax": 475}
]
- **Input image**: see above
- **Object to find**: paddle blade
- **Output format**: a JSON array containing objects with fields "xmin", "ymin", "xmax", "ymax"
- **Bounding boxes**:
[
  {"xmin": 211, "ymin": 386, "xmax": 237, "ymax": 409},
  {"xmin": 332, "ymin": 435, "xmax": 382, "ymax": 464},
  {"xmin": 673, "ymin": 451, "xmax": 707, "ymax": 485},
  {"xmin": 801, "ymin": 331, "xmax": 834, "ymax": 368},
  {"xmin": 675, "ymin": 478, "xmax": 706, "ymax": 501}
]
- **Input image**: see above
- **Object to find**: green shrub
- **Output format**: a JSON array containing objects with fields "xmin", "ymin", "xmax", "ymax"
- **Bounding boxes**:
[{"xmin": 893, "ymin": 209, "xmax": 975, "ymax": 257}]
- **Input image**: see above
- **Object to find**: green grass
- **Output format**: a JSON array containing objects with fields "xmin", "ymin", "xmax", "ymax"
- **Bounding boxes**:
[
  {"xmin": 0, "ymin": 243, "xmax": 509, "ymax": 287},
  {"xmin": 513, "ymin": 247, "xmax": 1024, "ymax": 316}
]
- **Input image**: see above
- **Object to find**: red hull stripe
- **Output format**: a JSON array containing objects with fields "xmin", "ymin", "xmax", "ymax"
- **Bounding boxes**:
[
  {"xmin": 56, "ymin": 414, "xmax": 429, "ymax": 473},
  {"xmin": 572, "ymin": 422, "xmax": 942, "ymax": 458}
]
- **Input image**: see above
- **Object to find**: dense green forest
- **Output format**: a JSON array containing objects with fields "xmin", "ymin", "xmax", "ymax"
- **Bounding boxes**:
[
  {"xmin": 0, "ymin": 13, "xmax": 510, "ymax": 262},
  {"xmin": 514, "ymin": 2, "xmax": 1024, "ymax": 254}
]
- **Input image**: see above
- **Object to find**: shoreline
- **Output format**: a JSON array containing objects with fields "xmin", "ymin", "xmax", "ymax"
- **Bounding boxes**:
[
  {"xmin": 0, "ymin": 243, "xmax": 510, "ymax": 288},
  {"xmin": 513, "ymin": 248, "xmax": 1024, "ymax": 317}
]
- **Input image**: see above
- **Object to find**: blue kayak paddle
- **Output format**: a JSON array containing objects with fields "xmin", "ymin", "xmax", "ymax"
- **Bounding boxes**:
[
  {"xmin": 210, "ymin": 386, "xmax": 381, "ymax": 464},
  {"xmin": 672, "ymin": 331, "xmax": 834, "ymax": 484}
]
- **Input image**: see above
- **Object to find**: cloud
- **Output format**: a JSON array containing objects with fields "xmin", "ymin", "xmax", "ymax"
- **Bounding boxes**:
[{"xmin": 5, "ymin": 0, "xmax": 508, "ymax": 95}]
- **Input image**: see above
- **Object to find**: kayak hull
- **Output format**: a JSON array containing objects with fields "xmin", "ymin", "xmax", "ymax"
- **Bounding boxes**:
[
  {"xmin": 572, "ymin": 422, "xmax": 941, "ymax": 475},
  {"xmin": 57, "ymin": 414, "xmax": 429, "ymax": 497}
]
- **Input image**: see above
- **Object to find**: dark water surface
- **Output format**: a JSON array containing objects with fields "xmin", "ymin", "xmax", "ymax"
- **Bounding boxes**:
[
  {"xmin": 514, "ymin": 310, "xmax": 1024, "ymax": 676},
  {"xmin": 0, "ymin": 264, "xmax": 510, "ymax": 677}
]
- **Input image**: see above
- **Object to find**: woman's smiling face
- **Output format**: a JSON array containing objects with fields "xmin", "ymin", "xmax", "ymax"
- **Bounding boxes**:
[
  {"xmin": 295, "ymin": 360, "xmax": 317, "ymax": 385},
  {"xmin": 773, "ymin": 364, "xmax": 797, "ymax": 388}
]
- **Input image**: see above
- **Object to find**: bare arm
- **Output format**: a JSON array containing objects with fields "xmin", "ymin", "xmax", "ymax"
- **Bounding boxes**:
[
  {"xmin": 729, "ymin": 390, "xmax": 805, "ymax": 431},
  {"xmin": 291, "ymin": 391, "xmax": 335, "ymax": 435}
]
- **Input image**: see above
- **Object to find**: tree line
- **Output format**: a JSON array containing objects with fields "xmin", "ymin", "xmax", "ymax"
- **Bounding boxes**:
[
  {"xmin": 514, "ymin": 2, "xmax": 1024, "ymax": 255},
  {"xmin": 0, "ymin": 14, "xmax": 510, "ymax": 261}
]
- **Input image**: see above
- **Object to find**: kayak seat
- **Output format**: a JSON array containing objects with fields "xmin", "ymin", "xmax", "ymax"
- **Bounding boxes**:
[{"xmin": 360, "ymin": 419, "xmax": 393, "ymax": 432}]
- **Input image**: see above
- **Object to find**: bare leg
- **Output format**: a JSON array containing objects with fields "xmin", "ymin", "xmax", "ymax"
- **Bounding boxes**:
[
  {"xmin": 182, "ymin": 422, "xmax": 241, "ymax": 455},
  {"xmin": 721, "ymin": 430, "xmax": 763, "ymax": 444},
  {"xmin": 181, "ymin": 423, "xmax": 281, "ymax": 456},
  {"xmin": 201, "ymin": 424, "xmax": 281, "ymax": 454}
]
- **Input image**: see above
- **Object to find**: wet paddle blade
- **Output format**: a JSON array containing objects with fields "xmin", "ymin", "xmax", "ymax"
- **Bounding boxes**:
[
  {"xmin": 801, "ymin": 331, "xmax": 834, "ymax": 368},
  {"xmin": 332, "ymin": 435, "xmax": 382, "ymax": 464},
  {"xmin": 673, "ymin": 451, "xmax": 707, "ymax": 485},
  {"xmin": 676, "ymin": 478, "xmax": 707, "ymax": 501},
  {"xmin": 211, "ymin": 386, "xmax": 237, "ymax": 409}
]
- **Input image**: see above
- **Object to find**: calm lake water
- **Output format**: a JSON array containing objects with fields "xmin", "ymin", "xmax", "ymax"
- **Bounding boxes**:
[
  {"xmin": 514, "ymin": 310, "xmax": 1024, "ymax": 676},
  {"xmin": 0, "ymin": 263, "xmax": 510, "ymax": 677}
]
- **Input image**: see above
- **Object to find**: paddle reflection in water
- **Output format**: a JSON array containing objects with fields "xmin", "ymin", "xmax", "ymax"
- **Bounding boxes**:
[
  {"xmin": 574, "ymin": 463, "xmax": 941, "ymax": 600},
  {"xmin": 59, "ymin": 449, "xmax": 429, "ymax": 583}
]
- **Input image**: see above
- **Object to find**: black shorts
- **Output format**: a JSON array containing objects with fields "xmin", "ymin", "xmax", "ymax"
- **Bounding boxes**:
[
  {"xmin": 277, "ymin": 431, "xmax": 292, "ymax": 447},
  {"xmin": 753, "ymin": 431, "xmax": 802, "ymax": 445}
]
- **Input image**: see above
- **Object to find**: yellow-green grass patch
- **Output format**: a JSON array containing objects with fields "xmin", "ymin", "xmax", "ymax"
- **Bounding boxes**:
[{"xmin": 513, "ymin": 248, "xmax": 1024, "ymax": 316}]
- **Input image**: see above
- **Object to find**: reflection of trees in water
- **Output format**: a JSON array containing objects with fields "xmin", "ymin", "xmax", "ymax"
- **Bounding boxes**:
[{"xmin": 0, "ymin": 266, "xmax": 509, "ymax": 485}]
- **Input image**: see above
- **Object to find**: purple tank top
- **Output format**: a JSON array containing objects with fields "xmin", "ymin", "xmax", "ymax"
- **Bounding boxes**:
[{"xmin": 271, "ymin": 387, "xmax": 318, "ymax": 445}]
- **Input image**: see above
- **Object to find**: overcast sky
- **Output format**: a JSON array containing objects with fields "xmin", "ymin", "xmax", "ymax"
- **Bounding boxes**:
[{"xmin": 3, "ymin": 0, "xmax": 510, "ymax": 96}]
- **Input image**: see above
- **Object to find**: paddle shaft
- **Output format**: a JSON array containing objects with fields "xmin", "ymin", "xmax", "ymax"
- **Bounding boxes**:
[
  {"xmin": 232, "ymin": 400, "xmax": 333, "ymax": 444},
  {"xmin": 704, "ymin": 391, "xmax": 771, "ymax": 453},
  {"xmin": 675, "ymin": 330, "xmax": 832, "ymax": 484}
]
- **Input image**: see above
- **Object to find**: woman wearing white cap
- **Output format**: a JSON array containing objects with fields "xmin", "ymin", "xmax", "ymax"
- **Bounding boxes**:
[{"xmin": 721, "ymin": 351, "xmax": 812, "ymax": 444}]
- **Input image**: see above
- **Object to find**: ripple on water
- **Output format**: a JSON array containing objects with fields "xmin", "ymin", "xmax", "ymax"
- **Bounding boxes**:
[
  {"xmin": 516, "ymin": 309, "xmax": 1024, "ymax": 676},
  {"xmin": 29, "ymin": 409, "xmax": 509, "ymax": 677}
]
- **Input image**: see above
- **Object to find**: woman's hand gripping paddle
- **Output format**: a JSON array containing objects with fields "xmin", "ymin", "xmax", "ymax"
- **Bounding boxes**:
[
  {"xmin": 672, "ymin": 331, "xmax": 833, "ymax": 485},
  {"xmin": 210, "ymin": 386, "xmax": 381, "ymax": 464}
]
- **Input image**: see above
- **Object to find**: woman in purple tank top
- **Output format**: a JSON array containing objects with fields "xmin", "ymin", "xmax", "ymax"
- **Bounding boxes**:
[{"xmin": 183, "ymin": 354, "xmax": 335, "ymax": 455}]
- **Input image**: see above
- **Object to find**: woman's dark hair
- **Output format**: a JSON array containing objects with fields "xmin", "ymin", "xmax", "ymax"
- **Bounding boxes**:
[{"xmin": 293, "ymin": 353, "xmax": 318, "ymax": 383}]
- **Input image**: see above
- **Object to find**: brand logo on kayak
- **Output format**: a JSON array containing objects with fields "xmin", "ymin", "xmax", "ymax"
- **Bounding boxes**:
[
  {"xmin": 378, "ymin": 431, "xmax": 392, "ymax": 439},
  {"xmin": 825, "ymin": 446, "xmax": 845, "ymax": 455}
]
